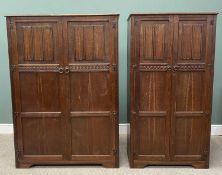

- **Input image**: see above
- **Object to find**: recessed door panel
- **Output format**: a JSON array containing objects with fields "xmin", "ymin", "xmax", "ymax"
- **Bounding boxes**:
[
  {"xmin": 69, "ymin": 72, "xmax": 111, "ymax": 111},
  {"xmin": 175, "ymin": 72, "xmax": 204, "ymax": 111},
  {"xmin": 71, "ymin": 116, "xmax": 113, "ymax": 156},
  {"xmin": 174, "ymin": 117, "xmax": 207, "ymax": 158},
  {"xmin": 20, "ymin": 72, "xmax": 61, "ymax": 112},
  {"xmin": 139, "ymin": 72, "xmax": 168, "ymax": 112},
  {"xmin": 22, "ymin": 117, "xmax": 63, "ymax": 156},
  {"xmin": 136, "ymin": 117, "xmax": 167, "ymax": 156}
]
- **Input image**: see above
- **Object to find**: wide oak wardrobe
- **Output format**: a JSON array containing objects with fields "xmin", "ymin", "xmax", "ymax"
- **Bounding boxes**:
[
  {"xmin": 127, "ymin": 13, "xmax": 217, "ymax": 168},
  {"xmin": 6, "ymin": 14, "xmax": 119, "ymax": 168}
]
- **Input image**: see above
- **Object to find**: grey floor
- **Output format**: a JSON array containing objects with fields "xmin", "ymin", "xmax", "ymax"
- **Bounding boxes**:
[{"xmin": 0, "ymin": 134, "xmax": 222, "ymax": 175}]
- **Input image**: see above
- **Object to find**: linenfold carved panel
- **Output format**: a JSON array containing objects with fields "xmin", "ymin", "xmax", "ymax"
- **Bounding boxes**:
[
  {"xmin": 16, "ymin": 22, "xmax": 58, "ymax": 63},
  {"xmin": 178, "ymin": 22, "xmax": 206, "ymax": 61},
  {"xmin": 68, "ymin": 23, "xmax": 108, "ymax": 62},
  {"xmin": 139, "ymin": 21, "xmax": 171, "ymax": 61}
]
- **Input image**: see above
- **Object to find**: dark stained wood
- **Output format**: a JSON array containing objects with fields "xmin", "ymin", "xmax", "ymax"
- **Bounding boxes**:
[
  {"xmin": 127, "ymin": 13, "xmax": 217, "ymax": 168},
  {"xmin": 6, "ymin": 14, "xmax": 119, "ymax": 168}
]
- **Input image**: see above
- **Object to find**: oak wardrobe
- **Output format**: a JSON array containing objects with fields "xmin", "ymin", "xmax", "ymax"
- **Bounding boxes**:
[
  {"xmin": 127, "ymin": 13, "xmax": 217, "ymax": 168},
  {"xmin": 6, "ymin": 14, "xmax": 119, "ymax": 168}
]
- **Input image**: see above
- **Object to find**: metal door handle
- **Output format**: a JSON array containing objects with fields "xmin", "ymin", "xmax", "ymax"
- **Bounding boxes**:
[
  {"xmin": 65, "ymin": 66, "xmax": 70, "ymax": 74},
  {"xmin": 58, "ymin": 67, "xmax": 64, "ymax": 74}
]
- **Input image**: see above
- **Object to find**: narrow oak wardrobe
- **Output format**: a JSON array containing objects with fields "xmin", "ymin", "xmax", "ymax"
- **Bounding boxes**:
[{"xmin": 127, "ymin": 13, "xmax": 217, "ymax": 168}]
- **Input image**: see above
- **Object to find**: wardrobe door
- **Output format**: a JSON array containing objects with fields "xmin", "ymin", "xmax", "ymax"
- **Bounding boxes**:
[
  {"xmin": 171, "ymin": 15, "xmax": 216, "ymax": 162},
  {"xmin": 63, "ymin": 15, "xmax": 119, "ymax": 167},
  {"xmin": 132, "ymin": 15, "xmax": 173, "ymax": 162},
  {"xmin": 8, "ymin": 17, "xmax": 66, "ymax": 164}
]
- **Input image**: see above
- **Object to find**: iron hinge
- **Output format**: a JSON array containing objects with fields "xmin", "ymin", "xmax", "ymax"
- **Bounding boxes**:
[
  {"xmin": 9, "ymin": 21, "xmax": 14, "ymax": 30},
  {"xmin": 10, "ymin": 65, "xmax": 16, "ymax": 72},
  {"xmin": 111, "ymin": 111, "xmax": 117, "ymax": 117},
  {"xmin": 112, "ymin": 149, "xmax": 117, "ymax": 155},
  {"xmin": 112, "ymin": 64, "xmax": 117, "ymax": 71},
  {"xmin": 132, "ymin": 64, "xmax": 137, "ymax": 69},
  {"xmin": 204, "ymin": 112, "xmax": 209, "ymax": 117},
  {"xmin": 208, "ymin": 64, "xmax": 214, "ymax": 68},
  {"xmin": 112, "ymin": 22, "xmax": 117, "ymax": 29},
  {"xmin": 16, "ymin": 149, "xmax": 22, "ymax": 161},
  {"xmin": 14, "ymin": 112, "xmax": 19, "ymax": 118},
  {"xmin": 202, "ymin": 149, "xmax": 208, "ymax": 160},
  {"xmin": 134, "ymin": 20, "xmax": 138, "ymax": 25}
]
